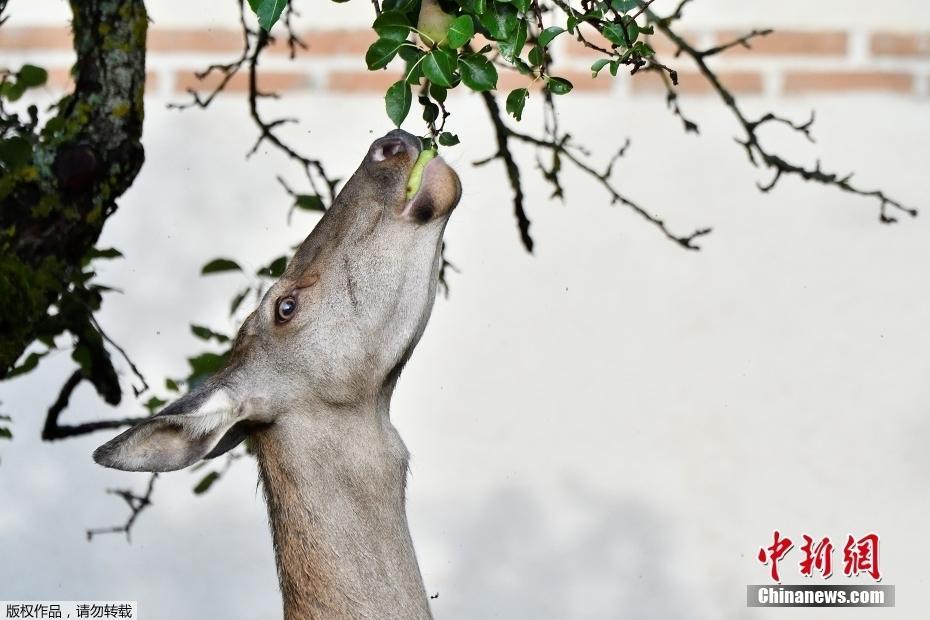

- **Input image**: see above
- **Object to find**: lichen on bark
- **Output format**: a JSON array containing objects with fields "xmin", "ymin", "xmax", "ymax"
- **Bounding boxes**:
[{"xmin": 0, "ymin": 0, "xmax": 148, "ymax": 400}]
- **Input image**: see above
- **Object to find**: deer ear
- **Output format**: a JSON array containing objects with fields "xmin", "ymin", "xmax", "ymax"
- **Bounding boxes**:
[{"xmin": 93, "ymin": 387, "xmax": 244, "ymax": 472}]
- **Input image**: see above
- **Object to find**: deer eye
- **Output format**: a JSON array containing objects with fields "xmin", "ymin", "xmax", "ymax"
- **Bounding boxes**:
[{"xmin": 275, "ymin": 296, "xmax": 297, "ymax": 323}]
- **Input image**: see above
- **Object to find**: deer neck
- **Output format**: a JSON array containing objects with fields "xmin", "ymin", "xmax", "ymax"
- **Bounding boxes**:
[{"xmin": 253, "ymin": 399, "xmax": 431, "ymax": 620}]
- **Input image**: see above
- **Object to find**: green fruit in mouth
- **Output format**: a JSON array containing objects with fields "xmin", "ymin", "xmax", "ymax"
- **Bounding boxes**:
[{"xmin": 406, "ymin": 148, "xmax": 437, "ymax": 199}]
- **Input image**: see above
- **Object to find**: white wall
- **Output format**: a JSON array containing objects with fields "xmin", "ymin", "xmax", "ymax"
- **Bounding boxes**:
[{"xmin": 1, "ymin": 2, "xmax": 929, "ymax": 619}]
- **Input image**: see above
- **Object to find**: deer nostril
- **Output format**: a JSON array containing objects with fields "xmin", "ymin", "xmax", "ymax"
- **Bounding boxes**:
[{"xmin": 372, "ymin": 139, "xmax": 407, "ymax": 162}]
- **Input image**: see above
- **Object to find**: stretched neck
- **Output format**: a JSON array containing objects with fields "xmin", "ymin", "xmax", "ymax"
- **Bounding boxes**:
[{"xmin": 253, "ymin": 401, "xmax": 430, "ymax": 620}]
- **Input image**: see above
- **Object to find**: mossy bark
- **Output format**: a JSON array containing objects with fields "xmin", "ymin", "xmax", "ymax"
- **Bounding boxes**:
[{"xmin": 0, "ymin": 0, "xmax": 147, "ymax": 380}]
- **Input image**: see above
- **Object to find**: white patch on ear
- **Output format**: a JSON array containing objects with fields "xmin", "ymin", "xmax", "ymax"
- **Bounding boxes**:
[
  {"xmin": 183, "ymin": 389, "xmax": 237, "ymax": 439},
  {"xmin": 93, "ymin": 387, "xmax": 242, "ymax": 473}
]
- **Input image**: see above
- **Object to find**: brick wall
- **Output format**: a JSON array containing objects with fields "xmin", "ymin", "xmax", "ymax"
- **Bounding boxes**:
[{"xmin": 1, "ymin": 26, "xmax": 929, "ymax": 98}]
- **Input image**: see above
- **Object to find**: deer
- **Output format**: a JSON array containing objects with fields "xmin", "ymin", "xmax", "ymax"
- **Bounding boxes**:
[{"xmin": 93, "ymin": 129, "xmax": 461, "ymax": 620}]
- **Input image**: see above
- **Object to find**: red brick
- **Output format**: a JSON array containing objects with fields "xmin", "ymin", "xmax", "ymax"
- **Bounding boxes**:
[
  {"xmin": 174, "ymin": 69, "xmax": 309, "ymax": 93},
  {"xmin": 870, "ymin": 32, "xmax": 930, "ymax": 57},
  {"xmin": 712, "ymin": 30, "xmax": 847, "ymax": 55},
  {"xmin": 0, "ymin": 26, "xmax": 72, "ymax": 50},
  {"xmin": 327, "ymin": 70, "xmax": 406, "ymax": 92},
  {"xmin": 783, "ymin": 71, "xmax": 912, "ymax": 94},
  {"xmin": 631, "ymin": 70, "xmax": 763, "ymax": 95},
  {"xmin": 148, "ymin": 28, "xmax": 244, "ymax": 53}
]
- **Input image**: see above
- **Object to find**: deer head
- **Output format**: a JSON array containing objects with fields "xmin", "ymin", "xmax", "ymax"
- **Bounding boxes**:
[{"xmin": 93, "ymin": 129, "xmax": 461, "ymax": 472}]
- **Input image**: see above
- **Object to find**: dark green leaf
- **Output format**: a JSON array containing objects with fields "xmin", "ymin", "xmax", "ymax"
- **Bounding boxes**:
[
  {"xmin": 528, "ymin": 45, "xmax": 544, "ymax": 66},
  {"xmin": 366, "ymin": 38, "xmax": 406, "ymax": 70},
  {"xmin": 0, "ymin": 427, "xmax": 11, "ymax": 440},
  {"xmin": 143, "ymin": 396, "xmax": 167, "ymax": 414},
  {"xmin": 257, "ymin": 255, "xmax": 288, "ymax": 278},
  {"xmin": 422, "ymin": 99, "xmax": 439, "ymax": 123},
  {"xmin": 422, "ymin": 48, "xmax": 457, "ymax": 87},
  {"xmin": 511, "ymin": 0, "xmax": 530, "ymax": 12},
  {"xmin": 626, "ymin": 20, "xmax": 640, "ymax": 43},
  {"xmin": 458, "ymin": 53, "xmax": 498, "ymax": 91},
  {"xmin": 230, "ymin": 288, "xmax": 250, "ymax": 316},
  {"xmin": 193, "ymin": 471, "xmax": 220, "ymax": 494},
  {"xmin": 460, "ymin": 0, "xmax": 486, "ymax": 14},
  {"xmin": 187, "ymin": 352, "xmax": 228, "ymax": 388},
  {"xmin": 430, "ymin": 83, "xmax": 447, "ymax": 102},
  {"xmin": 438, "ymin": 132, "xmax": 460, "ymax": 146},
  {"xmin": 382, "ymin": 0, "xmax": 418, "ymax": 10},
  {"xmin": 294, "ymin": 194, "xmax": 325, "ymax": 211},
  {"xmin": 0, "ymin": 136, "xmax": 32, "ymax": 169},
  {"xmin": 611, "ymin": 0, "xmax": 638, "ymax": 13},
  {"xmin": 7, "ymin": 350, "xmax": 48, "ymax": 378},
  {"xmin": 602, "ymin": 23, "xmax": 626, "ymax": 47},
  {"xmin": 1, "ymin": 81, "xmax": 27, "ymax": 102},
  {"xmin": 385, "ymin": 80, "xmax": 412, "ymax": 127},
  {"xmin": 505, "ymin": 87, "xmax": 529, "ymax": 121},
  {"xmin": 201, "ymin": 258, "xmax": 242, "ymax": 274},
  {"xmin": 537, "ymin": 26, "xmax": 565, "ymax": 48},
  {"xmin": 191, "ymin": 324, "xmax": 231, "ymax": 343},
  {"xmin": 546, "ymin": 76, "xmax": 573, "ymax": 94},
  {"xmin": 479, "ymin": 4, "xmax": 517, "ymax": 40},
  {"xmin": 87, "ymin": 247, "xmax": 123, "ymax": 260},
  {"xmin": 498, "ymin": 20, "xmax": 527, "ymax": 61},
  {"xmin": 18, "ymin": 64, "xmax": 48, "ymax": 88},
  {"xmin": 165, "ymin": 378, "xmax": 181, "ymax": 392},
  {"xmin": 591, "ymin": 58, "xmax": 611, "ymax": 77},
  {"xmin": 373, "ymin": 10, "xmax": 412, "ymax": 42},
  {"xmin": 247, "ymin": 0, "xmax": 288, "ymax": 31},
  {"xmin": 446, "ymin": 15, "xmax": 474, "ymax": 48}
]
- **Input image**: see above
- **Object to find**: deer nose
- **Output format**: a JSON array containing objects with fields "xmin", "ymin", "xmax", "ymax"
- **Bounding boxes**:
[{"xmin": 371, "ymin": 130, "xmax": 422, "ymax": 162}]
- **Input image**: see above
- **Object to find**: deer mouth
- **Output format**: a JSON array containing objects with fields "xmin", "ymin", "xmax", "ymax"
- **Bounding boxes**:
[{"xmin": 402, "ymin": 154, "xmax": 461, "ymax": 223}]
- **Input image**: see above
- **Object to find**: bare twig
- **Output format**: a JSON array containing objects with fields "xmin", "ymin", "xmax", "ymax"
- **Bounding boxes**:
[{"xmin": 87, "ymin": 474, "xmax": 158, "ymax": 542}]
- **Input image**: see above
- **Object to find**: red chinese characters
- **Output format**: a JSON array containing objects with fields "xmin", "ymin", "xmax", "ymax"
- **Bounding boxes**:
[
  {"xmin": 799, "ymin": 535, "xmax": 834, "ymax": 578},
  {"xmin": 757, "ymin": 531, "xmax": 882, "ymax": 581},
  {"xmin": 843, "ymin": 533, "xmax": 881, "ymax": 581},
  {"xmin": 758, "ymin": 530, "xmax": 794, "ymax": 582}
]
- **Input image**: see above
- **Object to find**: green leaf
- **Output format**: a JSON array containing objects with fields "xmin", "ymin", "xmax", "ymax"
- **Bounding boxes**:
[
  {"xmin": 143, "ymin": 396, "xmax": 167, "ymax": 414},
  {"xmin": 201, "ymin": 258, "xmax": 242, "ymax": 275},
  {"xmin": 230, "ymin": 288, "xmax": 250, "ymax": 316},
  {"xmin": 87, "ymin": 247, "xmax": 123, "ymax": 260},
  {"xmin": 191, "ymin": 324, "xmax": 231, "ymax": 343},
  {"xmin": 17, "ymin": 64, "xmax": 48, "ymax": 88},
  {"xmin": 602, "ymin": 23, "xmax": 626, "ymax": 47},
  {"xmin": 385, "ymin": 80, "xmax": 412, "ymax": 127},
  {"xmin": 383, "ymin": 0, "xmax": 418, "ymax": 10},
  {"xmin": 497, "ymin": 20, "xmax": 527, "ymax": 61},
  {"xmin": 511, "ymin": 0, "xmax": 531, "ymax": 12},
  {"xmin": 612, "ymin": 0, "xmax": 638, "ymax": 13},
  {"xmin": 429, "ymin": 83, "xmax": 447, "ymax": 102},
  {"xmin": 1, "ymin": 81, "xmax": 27, "ymax": 103},
  {"xmin": 165, "ymin": 378, "xmax": 181, "ymax": 392},
  {"xmin": 294, "ymin": 194, "xmax": 325, "ymax": 211},
  {"xmin": 458, "ymin": 53, "xmax": 498, "ymax": 91},
  {"xmin": 193, "ymin": 471, "xmax": 220, "ymax": 495},
  {"xmin": 187, "ymin": 352, "xmax": 228, "ymax": 388},
  {"xmin": 537, "ymin": 26, "xmax": 565, "ymax": 48},
  {"xmin": 590, "ymin": 58, "xmax": 611, "ymax": 77},
  {"xmin": 0, "ymin": 136, "xmax": 32, "ymax": 169},
  {"xmin": 7, "ymin": 350, "xmax": 48, "ymax": 378},
  {"xmin": 546, "ymin": 76, "xmax": 573, "ymax": 95},
  {"xmin": 506, "ymin": 87, "xmax": 529, "ymax": 121},
  {"xmin": 438, "ymin": 132, "xmax": 460, "ymax": 146},
  {"xmin": 626, "ymin": 20, "xmax": 640, "ymax": 43},
  {"xmin": 373, "ymin": 10, "xmax": 412, "ymax": 42},
  {"xmin": 366, "ymin": 38, "xmax": 406, "ymax": 70},
  {"xmin": 421, "ymin": 99, "xmax": 439, "ymax": 123},
  {"xmin": 422, "ymin": 48, "xmax": 457, "ymax": 87},
  {"xmin": 0, "ymin": 427, "xmax": 11, "ymax": 440},
  {"xmin": 257, "ymin": 255, "xmax": 288, "ymax": 278},
  {"xmin": 446, "ymin": 15, "xmax": 474, "ymax": 48},
  {"xmin": 528, "ymin": 45, "xmax": 544, "ymax": 66},
  {"xmin": 247, "ymin": 0, "xmax": 288, "ymax": 32},
  {"xmin": 479, "ymin": 4, "xmax": 517, "ymax": 40}
]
